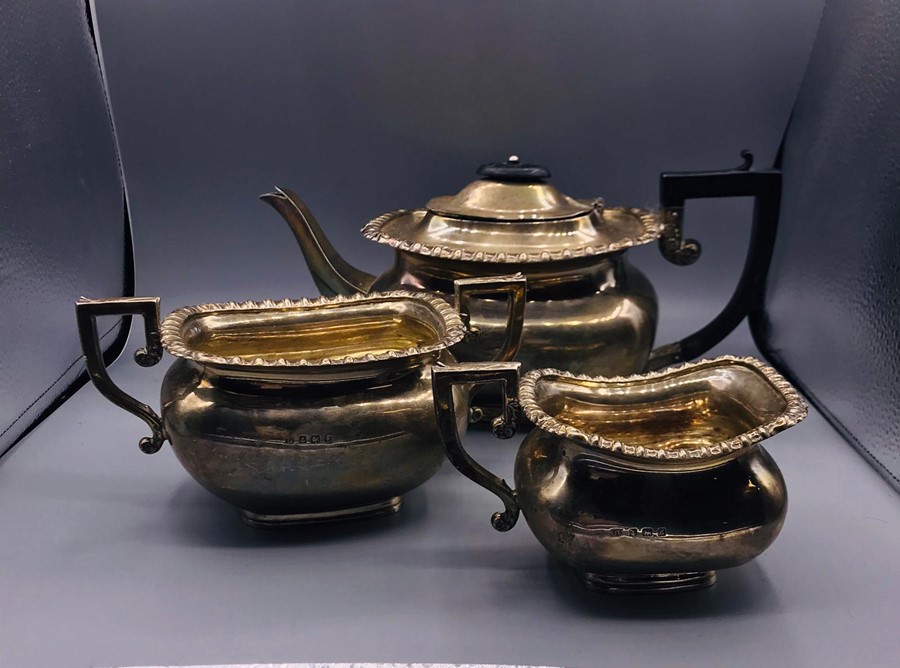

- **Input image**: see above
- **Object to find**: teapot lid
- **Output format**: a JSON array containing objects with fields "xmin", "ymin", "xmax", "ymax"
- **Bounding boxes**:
[
  {"xmin": 426, "ymin": 156, "xmax": 595, "ymax": 221},
  {"xmin": 362, "ymin": 157, "xmax": 662, "ymax": 264}
]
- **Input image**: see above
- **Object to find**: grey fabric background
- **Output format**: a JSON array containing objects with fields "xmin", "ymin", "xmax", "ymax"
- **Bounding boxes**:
[
  {"xmin": 91, "ymin": 0, "xmax": 824, "ymax": 352},
  {"xmin": 758, "ymin": 0, "xmax": 900, "ymax": 490},
  {"xmin": 0, "ymin": 0, "xmax": 129, "ymax": 456}
]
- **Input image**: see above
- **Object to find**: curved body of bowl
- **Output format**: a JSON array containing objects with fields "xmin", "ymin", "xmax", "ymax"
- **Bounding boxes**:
[
  {"xmin": 161, "ymin": 355, "xmax": 467, "ymax": 527},
  {"xmin": 515, "ymin": 428, "xmax": 787, "ymax": 591}
]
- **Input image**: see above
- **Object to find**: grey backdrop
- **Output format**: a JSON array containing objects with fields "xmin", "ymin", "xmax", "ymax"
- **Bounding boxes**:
[
  {"xmin": 93, "ymin": 0, "xmax": 824, "ymax": 349},
  {"xmin": 0, "ymin": 0, "xmax": 128, "ymax": 456},
  {"xmin": 14, "ymin": 3, "xmax": 900, "ymax": 667}
]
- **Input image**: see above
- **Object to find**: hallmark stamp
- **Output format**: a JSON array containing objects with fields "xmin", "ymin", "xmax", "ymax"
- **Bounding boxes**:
[{"xmin": 285, "ymin": 434, "xmax": 333, "ymax": 445}]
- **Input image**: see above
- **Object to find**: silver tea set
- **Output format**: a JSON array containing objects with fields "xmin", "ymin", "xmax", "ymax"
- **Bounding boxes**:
[{"xmin": 78, "ymin": 156, "xmax": 807, "ymax": 593}]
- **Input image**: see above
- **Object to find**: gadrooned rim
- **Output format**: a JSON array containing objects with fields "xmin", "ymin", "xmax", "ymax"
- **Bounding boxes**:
[
  {"xmin": 518, "ymin": 355, "xmax": 808, "ymax": 463},
  {"xmin": 159, "ymin": 291, "xmax": 467, "ymax": 369},
  {"xmin": 360, "ymin": 206, "xmax": 664, "ymax": 263}
]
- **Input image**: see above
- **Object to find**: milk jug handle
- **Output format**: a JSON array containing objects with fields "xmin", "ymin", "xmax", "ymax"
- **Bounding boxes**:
[
  {"xmin": 648, "ymin": 150, "xmax": 782, "ymax": 371},
  {"xmin": 432, "ymin": 362, "xmax": 522, "ymax": 531},
  {"xmin": 76, "ymin": 297, "xmax": 167, "ymax": 454}
]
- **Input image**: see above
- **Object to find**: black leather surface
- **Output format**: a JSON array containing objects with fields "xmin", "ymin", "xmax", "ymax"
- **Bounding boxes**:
[
  {"xmin": 0, "ymin": 0, "xmax": 131, "ymax": 457},
  {"xmin": 755, "ymin": 0, "xmax": 900, "ymax": 490}
]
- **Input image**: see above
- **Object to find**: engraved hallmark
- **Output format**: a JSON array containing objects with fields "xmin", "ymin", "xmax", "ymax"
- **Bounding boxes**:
[
  {"xmin": 610, "ymin": 526, "xmax": 667, "ymax": 537},
  {"xmin": 567, "ymin": 523, "xmax": 668, "ymax": 537},
  {"xmin": 285, "ymin": 434, "xmax": 333, "ymax": 445}
]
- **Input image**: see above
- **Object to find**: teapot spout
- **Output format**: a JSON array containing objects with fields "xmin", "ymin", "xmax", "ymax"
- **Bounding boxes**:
[{"xmin": 260, "ymin": 186, "xmax": 376, "ymax": 297}]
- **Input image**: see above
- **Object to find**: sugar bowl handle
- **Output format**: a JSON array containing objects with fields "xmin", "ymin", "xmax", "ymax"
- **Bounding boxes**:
[
  {"xmin": 76, "ymin": 297, "xmax": 167, "ymax": 454},
  {"xmin": 454, "ymin": 274, "xmax": 527, "ymax": 362},
  {"xmin": 432, "ymin": 362, "xmax": 521, "ymax": 531}
]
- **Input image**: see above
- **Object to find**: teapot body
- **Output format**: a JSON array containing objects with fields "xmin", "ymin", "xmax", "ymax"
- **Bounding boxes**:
[
  {"xmin": 371, "ymin": 250, "xmax": 658, "ymax": 375},
  {"xmin": 265, "ymin": 154, "xmax": 783, "ymax": 376},
  {"xmin": 161, "ymin": 353, "xmax": 467, "ymax": 527},
  {"xmin": 514, "ymin": 428, "xmax": 787, "ymax": 590}
]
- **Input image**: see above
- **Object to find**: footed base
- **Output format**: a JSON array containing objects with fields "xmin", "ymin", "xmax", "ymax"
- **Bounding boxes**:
[
  {"xmin": 239, "ymin": 496, "xmax": 403, "ymax": 529},
  {"xmin": 579, "ymin": 570, "xmax": 717, "ymax": 594}
]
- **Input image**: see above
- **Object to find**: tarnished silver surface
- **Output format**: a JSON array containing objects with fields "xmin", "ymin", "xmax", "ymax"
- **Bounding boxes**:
[
  {"xmin": 434, "ymin": 356, "xmax": 807, "ymax": 593},
  {"xmin": 76, "ymin": 287, "xmax": 524, "ymax": 527}
]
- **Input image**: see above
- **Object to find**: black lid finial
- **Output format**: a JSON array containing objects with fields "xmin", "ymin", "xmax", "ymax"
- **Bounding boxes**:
[{"xmin": 477, "ymin": 155, "xmax": 551, "ymax": 181}]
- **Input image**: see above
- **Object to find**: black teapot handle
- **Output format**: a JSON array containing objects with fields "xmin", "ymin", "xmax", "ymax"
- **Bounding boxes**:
[
  {"xmin": 76, "ymin": 297, "xmax": 168, "ymax": 454},
  {"xmin": 432, "ymin": 362, "xmax": 522, "ymax": 531},
  {"xmin": 646, "ymin": 151, "xmax": 782, "ymax": 371}
]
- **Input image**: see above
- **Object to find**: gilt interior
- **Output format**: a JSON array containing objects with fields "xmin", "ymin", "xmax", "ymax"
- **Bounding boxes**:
[
  {"xmin": 179, "ymin": 300, "xmax": 445, "ymax": 363},
  {"xmin": 533, "ymin": 363, "xmax": 789, "ymax": 451}
]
